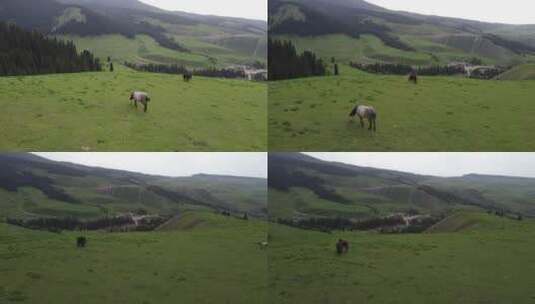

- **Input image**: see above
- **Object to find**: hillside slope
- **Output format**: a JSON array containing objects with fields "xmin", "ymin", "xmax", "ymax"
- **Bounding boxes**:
[
  {"xmin": 0, "ymin": 153, "xmax": 267, "ymax": 220},
  {"xmin": 0, "ymin": 66, "xmax": 267, "ymax": 151},
  {"xmin": 0, "ymin": 0, "xmax": 266, "ymax": 67},
  {"xmin": 496, "ymin": 63, "xmax": 535, "ymax": 80},
  {"xmin": 268, "ymin": 153, "xmax": 535, "ymax": 220},
  {"xmin": 269, "ymin": 0, "xmax": 535, "ymax": 66}
]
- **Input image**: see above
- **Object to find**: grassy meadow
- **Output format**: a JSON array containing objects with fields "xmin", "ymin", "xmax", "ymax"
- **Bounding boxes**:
[
  {"xmin": 0, "ymin": 212, "xmax": 268, "ymax": 304},
  {"xmin": 269, "ymin": 66, "xmax": 535, "ymax": 151},
  {"xmin": 268, "ymin": 212, "xmax": 535, "ymax": 304},
  {"xmin": 59, "ymin": 34, "xmax": 213, "ymax": 68},
  {"xmin": 0, "ymin": 66, "xmax": 266, "ymax": 151}
]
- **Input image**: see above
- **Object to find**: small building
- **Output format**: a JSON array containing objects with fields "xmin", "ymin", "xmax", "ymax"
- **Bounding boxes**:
[{"xmin": 244, "ymin": 68, "xmax": 268, "ymax": 81}]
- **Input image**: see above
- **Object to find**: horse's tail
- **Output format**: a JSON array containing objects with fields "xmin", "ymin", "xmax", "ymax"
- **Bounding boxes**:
[
  {"xmin": 349, "ymin": 106, "xmax": 357, "ymax": 117},
  {"xmin": 370, "ymin": 111, "xmax": 377, "ymax": 120}
]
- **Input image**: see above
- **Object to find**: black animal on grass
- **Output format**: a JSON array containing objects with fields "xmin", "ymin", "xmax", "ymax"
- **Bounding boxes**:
[
  {"xmin": 76, "ymin": 236, "xmax": 87, "ymax": 248},
  {"xmin": 336, "ymin": 239, "xmax": 349, "ymax": 254},
  {"xmin": 183, "ymin": 71, "xmax": 193, "ymax": 82},
  {"xmin": 408, "ymin": 70, "xmax": 418, "ymax": 84}
]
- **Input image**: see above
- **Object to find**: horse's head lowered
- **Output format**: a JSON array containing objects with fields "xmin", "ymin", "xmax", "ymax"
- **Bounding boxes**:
[
  {"xmin": 349, "ymin": 105, "xmax": 359, "ymax": 117},
  {"xmin": 129, "ymin": 92, "xmax": 134, "ymax": 100}
]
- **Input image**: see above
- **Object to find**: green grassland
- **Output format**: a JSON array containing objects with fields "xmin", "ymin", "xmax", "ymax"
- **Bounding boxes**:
[
  {"xmin": 0, "ymin": 66, "xmax": 267, "ymax": 151},
  {"xmin": 268, "ymin": 212, "xmax": 535, "ymax": 304},
  {"xmin": 268, "ymin": 67, "xmax": 535, "ymax": 151},
  {"xmin": 0, "ymin": 212, "xmax": 268, "ymax": 304},
  {"xmin": 59, "ymin": 34, "xmax": 213, "ymax": 68}
]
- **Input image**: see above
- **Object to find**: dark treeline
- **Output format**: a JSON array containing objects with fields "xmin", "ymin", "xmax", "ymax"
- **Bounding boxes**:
[
  {"xmin": 133, "ymin": 216, "xmax": 172, "ymax": 232},
  {"xmin": 268, "ymin": 39, "xmax": 327, "ymax": 80},
  {"xmin": 7, "ymin": 216, "xmax": 134, "ymax": 232},
  {"xmin": 124, "ymin": 62, "xmax": 246, "ymax": 79},
  {"xmin": 350, "ymin": 62, "xmax": 465, "ymax": 76},
  {"xmin": 0, "ymin": 165, "xmax": 79, "ymax": 204},
  {"xmin": 277, "ymin": 216, "xmax": 404, "ymax": 232},
  {"xmin": 6, "ymin": 215, "xmax": 173, "ymax": 232},
  {"xmin": 350, "ymin": 61, "xmax": 506, "ymax": 80},
  {"xmin": 269, "ymin": 165, "xmax": 351, "ymax": 204},
  {"xmin": 0, "ymin": 22, "xmax": 101, "ymax": 76},
  {"xmin": 277, "ymin": 215, "xmax": 442, "ymax": 234},
  {"xmin": 470, "ymin": 68, "xmax": 503, "ymax": 80}
]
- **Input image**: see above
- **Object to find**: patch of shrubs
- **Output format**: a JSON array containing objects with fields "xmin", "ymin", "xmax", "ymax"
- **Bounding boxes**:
[
  {"xmin": 124, "ymin": 62, "xmax": 245, "ymax": 79},
  {"xmin": 6, "ymin": 216, "xmax": 134, "ymax": 232},
  {"xmin": 277, "ymin": 214, "xmax": 443, "ymax": 234}
]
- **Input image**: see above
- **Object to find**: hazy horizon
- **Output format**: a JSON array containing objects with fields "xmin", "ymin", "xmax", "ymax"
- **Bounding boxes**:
[
  {"xmin": 367, "ymin": 0, "xmax": 535, "ymax": 25},
  {"xmin": 33, "ymin": 153, "xmax": 267, "ymax": 179},
  {"xmin": 305, "ymin": 153, "xmax": 535, "ymax": 178},
  {"xmin": 139, "ymin": 0, "xmax": 267, "ymax": 21}
]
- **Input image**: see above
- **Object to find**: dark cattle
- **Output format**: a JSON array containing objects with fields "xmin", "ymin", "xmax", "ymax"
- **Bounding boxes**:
[
  {"xmin": 336, "ymin": 239, "xmax": 349, "ymax": 254},
  {"xmin": 77, "ymin": 236, "xmax": 87, "ymax": 248},
  {"xmin": 183, "ymin": 72, "xmax": 193, "ymax": 82},
  {"xmin": 408, "ymin": 70, "xmax": 418, "ymax": 84}
]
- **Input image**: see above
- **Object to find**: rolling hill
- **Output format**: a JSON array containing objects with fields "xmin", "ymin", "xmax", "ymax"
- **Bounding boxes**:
[
  {"xmin": 268, "ymin": 153, "xmax": 535, "ymax": 221},
  {"xmin": 0, "ymin": 153, "xmax": 269, "ymax": 303},
  {"xmin": 269, "ymin": 0, "xmax": 535, "ymax": 66},
  {"xmin": 0, "ymin": 153, "xmax": 267, "ymax": 221},
  {"xmin": 0, "ymin": 0, "xmax": 266, "ymax": 68},
  {"xmin": 268, "ymin": 153, "xmax": 535, "ymax": 303}
]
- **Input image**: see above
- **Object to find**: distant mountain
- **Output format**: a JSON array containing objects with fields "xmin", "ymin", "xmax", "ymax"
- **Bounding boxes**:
[
  {"xmin": 269, "ymin": 0, "xmax": 535, "ymax": 66},
  {"xmin": 269, "ymin": 153, "xmax": 535, "ymax": 221},
  {"xmin": 0, "ymin": 153, "xmax": 267, "ymax": 221},
  {"xmin": 0, "ymin": 0, "xmax": 267, "ymax": 67},
  {"xmin": 57, "ymin": 0, "xmax": 162, "ymax": 12}
]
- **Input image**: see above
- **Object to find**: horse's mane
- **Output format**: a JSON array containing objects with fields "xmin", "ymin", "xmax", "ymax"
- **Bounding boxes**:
[{"xmin": 349, "ymin": 105, "xmax": 358, "ymax": 117}]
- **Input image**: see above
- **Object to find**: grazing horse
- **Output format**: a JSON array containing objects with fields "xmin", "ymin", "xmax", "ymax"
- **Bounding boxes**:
[
  {"xmin": 77, "ymin": 236, "xmax": 87, "ymax": 248},
  {"xmin": 408, "ymin": 70, "xmax": 418, "ymax": 84},
  {"xmin": 336, "ymin": 239, "xmax": 349, "ymax": 254},
  {"xmin": 183, "ymin": 72, "xmax": 193, "ymax": 82},
  {"xmin": 129, "ymin": 91, "xmax": 151, "ymax": 113},
  {"xmin": 349, "ymin": 104, "xmax": 377, "ymax": 132}
]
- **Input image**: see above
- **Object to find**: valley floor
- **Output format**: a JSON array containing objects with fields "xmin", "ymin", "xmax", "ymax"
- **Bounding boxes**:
[
  {"xmin": 0, "ymin": 213, "xmax": 268, "ymax": 304},
  {"xmin": 0, "ymin": 67, "xmax": 266, "ymax": 151},
  {"xmin": 3, "ymin": 211, "xmax": 535, "ymax": 303},
  {"xmin": 268, "ymin": 213, "xmax": 535, "ymax": 304},
  {"xmin": 269, "ymin": 68, "xmax": 535, "ymax": 151}
]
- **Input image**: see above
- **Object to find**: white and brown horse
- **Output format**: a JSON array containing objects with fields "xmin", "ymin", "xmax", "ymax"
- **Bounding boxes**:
[
  {"xmin": 349, "ymin": 104, "xmax": 377, "ymax": 132},
  {"xmin": 129, "ymin": 91, "xmax": 151, "ymax": 112}
]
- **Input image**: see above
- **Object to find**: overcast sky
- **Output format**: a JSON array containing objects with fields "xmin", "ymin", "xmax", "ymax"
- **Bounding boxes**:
[
  {"xmin": 367, "ymin": 0, "xmax": 535, "ymax": 25},
  {"xmin": 139, "ymin": 0, "xmax": 267, "ymax": 20},
  {"xmin": 305, "ymin": 153, "xmax": 535, "ymax": 178},
  {"xmin": 34, "ymin": 153, "xmax": 267, "ymax": 178}
]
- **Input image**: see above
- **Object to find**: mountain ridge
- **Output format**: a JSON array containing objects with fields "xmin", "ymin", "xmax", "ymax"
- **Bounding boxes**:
[
  {"xmin": 269, "ymin": 153, "xmax": 535, "ymax": 220},
  {"xmin": 269, "ymin": 0, "xmax": 535, "ymax": 65},
  {"xmin": 0, "ymin": 153, "xmax": 267, "ymax": 220}
]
